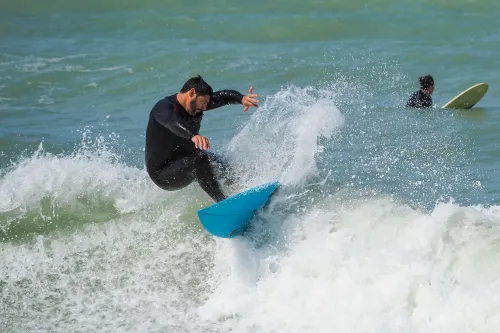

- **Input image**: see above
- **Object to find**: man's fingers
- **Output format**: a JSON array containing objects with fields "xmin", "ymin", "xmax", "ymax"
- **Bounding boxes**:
[
  {"xmin": 244, "ymin": 97, "xmax": 259, "ymax": 105},
  {"xmin": 201, "ymin": 137, "xmax": 210, "ymax": 150},
  {"xmin": 242, "ymin": 87, "xmax": 259, "ymax": 111},
  {"xmin": 192, "ymin": 136, "xmax": 202, "ymax": 149}
]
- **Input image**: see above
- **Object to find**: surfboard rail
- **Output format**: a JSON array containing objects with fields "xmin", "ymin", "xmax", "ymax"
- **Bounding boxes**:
[
  {"xmin": 197, "ymin": 181, "xmax": 280, "ymax": 238},
  {"xmin": 441, "ymin": 82, "xmax": 488, "ymax": 109}
]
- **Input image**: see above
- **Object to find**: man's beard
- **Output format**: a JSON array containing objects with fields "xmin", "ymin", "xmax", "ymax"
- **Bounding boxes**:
[{"xmin": 188, "ymin": 99, "xmax": 197, "ymax": 114}]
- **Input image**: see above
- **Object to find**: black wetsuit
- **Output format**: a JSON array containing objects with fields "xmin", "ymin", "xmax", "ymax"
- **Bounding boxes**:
[
  {"xmin": 145, "ymin": 90, "xmax": 244, "ymax": 202},
  {"xmin": 406, "ymin": 90, "xmax": 433, "ymax": 108}
]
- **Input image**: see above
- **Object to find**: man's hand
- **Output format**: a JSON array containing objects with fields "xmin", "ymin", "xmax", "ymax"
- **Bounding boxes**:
[
  {"xmin": 192, "ymin": 135, "xmax": 210, "ymax": 150},
  {"xmin": 242, "ymin": 86, "xmax": 259, "ymax": 112}
]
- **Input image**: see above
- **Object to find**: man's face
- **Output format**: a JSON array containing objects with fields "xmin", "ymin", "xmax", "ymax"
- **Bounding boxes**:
[{"xmin": 187, "ymin": 89, "xmax": 210, "ymax": 114}]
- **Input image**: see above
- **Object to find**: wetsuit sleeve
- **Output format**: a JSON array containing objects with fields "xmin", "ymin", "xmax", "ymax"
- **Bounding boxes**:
[
  {"xmin": 206, "ymin": 90, "xmax": 244, "ymax": 111},
  {"xmin": 152, "ymin": 105, "xmax": 197, "ymax": 139}
]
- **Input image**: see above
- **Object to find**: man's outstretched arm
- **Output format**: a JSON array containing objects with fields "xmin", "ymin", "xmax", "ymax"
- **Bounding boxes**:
[{"xmin": 206, "ymin": 87, "xmax": 259, "ymax": 112}]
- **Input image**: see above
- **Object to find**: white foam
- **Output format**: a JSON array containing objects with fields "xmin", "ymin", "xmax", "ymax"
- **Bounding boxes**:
[
  {"xmin": 0, "ymin": 206, "xmax": 212, "ymax": 333},
  {"xmin": 200, "ymin": 198, "xmax": 500, "ymax": 332},
  {"xmin": 225, "ymin": 85, "xmax": 345, "ymax": 189},
  {"xmin": 0, "ymin": 138, "xmax": 164, "ymax": 227},
  {"xmin": 37, "ymin": 94, "xmax": 54, "ymax": 105},
  {"xmin": 11, "ymin": 55, "xmax": 130, "ymax": 75}
]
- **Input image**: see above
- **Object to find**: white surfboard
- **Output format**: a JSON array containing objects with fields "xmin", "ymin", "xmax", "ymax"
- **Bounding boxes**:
[{"xmin": 442, "ymin": 83, "xmax": 488, "ymax": 109}]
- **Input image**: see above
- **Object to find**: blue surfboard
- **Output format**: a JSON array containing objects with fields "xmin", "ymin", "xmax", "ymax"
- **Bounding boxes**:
[{"xmin": 197, "ymin": 181, "xmax": 280, "ymax": 238}]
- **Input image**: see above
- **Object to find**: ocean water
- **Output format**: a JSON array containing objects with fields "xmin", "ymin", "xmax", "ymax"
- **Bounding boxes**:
[{"xmin": 2, "ymin": 0, "xmax": 500, "ymax": 332}]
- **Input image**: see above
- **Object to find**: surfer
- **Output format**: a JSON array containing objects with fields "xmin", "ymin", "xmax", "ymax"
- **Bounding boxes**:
[
  {"xmin": 145, "ymin": 75, "xmax": 259, "ymax": 202},
  {"xmin": 406, "ymin": 75, "xmax": 434, "ymax": 108}
]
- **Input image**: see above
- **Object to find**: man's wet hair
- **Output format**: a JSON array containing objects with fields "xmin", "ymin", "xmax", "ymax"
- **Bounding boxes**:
[{"xmin": 180, "ymin": 75, "xmax": 214, "ymax": 96}]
